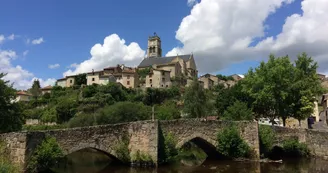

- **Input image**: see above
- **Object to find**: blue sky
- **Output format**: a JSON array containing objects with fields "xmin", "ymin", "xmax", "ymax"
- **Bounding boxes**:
[{"xmin": 1, "ymin": 0, "xmax": 327, "ymax": 89}]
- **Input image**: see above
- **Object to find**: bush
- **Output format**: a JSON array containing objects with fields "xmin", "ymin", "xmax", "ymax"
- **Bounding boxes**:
[
  {"xmin": 67, "ymin": 113, "xmax": 95, "ymax": 128},
  {"xmin": 97, "ymin": 82, "xmax": 127, "ymax": 102},
  {"xmin": 40, "ymin": 107, "xmax": 57, "ymax": 123},
  {"xmin": 221, "ymin": 101, "xmax": 254, "ymax": 121},
  {"xmin": 27, "ymin": 137, "xmax": 63, "ymax": 173},
  {"xmin": 282, "ymin": 139, "xmax": 310, "ymax": 157},
  {"xmin": 259, "ymin": 125, "xmax": 275, "ymax": 156},
  {"xmin": 96, "ymin": 102, "xmax": 151, "ymax": 125},
  {"xmin": 23, "ymin": 108, "xmax": 43, "ymax": 119},
  {"xmin": 216, "ymin": 125, "xmax": 251, "ymax": 158},
  {"xmin": 156, "ymin": 102, "xmax": 181, "ymax": 120},
  {"xmin": 114, "ymin": 136, "xmax": 130, "ymax": 163},
  {"xmin": 56, "ymin": 99, "xmax": 78, "ymax": 123},
  {"xmin": 82, "ymin": 85, "xmax": 98, "ymax": 98},
  {"xmin": 163, "ymin": 133, "xmax": 179, "ymax": 163}
]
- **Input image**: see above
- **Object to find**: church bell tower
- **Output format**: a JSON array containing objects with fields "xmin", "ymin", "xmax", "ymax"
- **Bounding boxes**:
[{"xmin": 147, "ymin": 32, "xmax": 162, "ymax": 58}]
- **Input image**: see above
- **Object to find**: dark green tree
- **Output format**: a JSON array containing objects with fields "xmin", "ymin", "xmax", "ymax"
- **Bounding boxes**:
[
  {"xmin": 242, "ymin": 54, "xmax": 294, "ymax": 126},
  {"xmin": 0, "ymin": 73, "xmax": 23, "ymax": 133},
  {"xmin": 30, "ymin": 80, "xmax": 41, "ymax": 99},
  {"xmin": 56, "ymin": 99, "xmax": 77, "ymax": 123},
  {"xmin": 156, "ymin": 101, "xmax": 181, "ymax": 120},
  {"xmin": 183, "ymin": 78, "xmax": 207, "ymax": 118},
  {"xmin": 221, "ymin": 101, "xmax": 254, "ymax": 121},
  {"xmin": 74, "ymin": 73, "xmax": 87, "ymax": 86}
]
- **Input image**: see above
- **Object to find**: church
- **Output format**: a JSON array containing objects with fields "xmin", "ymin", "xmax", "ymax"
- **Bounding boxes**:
[{"xmin": 138, "ymin": 33, "xmax": 198, "ymax": 88}]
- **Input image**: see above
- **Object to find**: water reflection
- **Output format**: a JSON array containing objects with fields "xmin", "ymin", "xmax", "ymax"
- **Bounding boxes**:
[{"xmin": 51, "ymin": 148, "xmax": 328, "ymax": 173}]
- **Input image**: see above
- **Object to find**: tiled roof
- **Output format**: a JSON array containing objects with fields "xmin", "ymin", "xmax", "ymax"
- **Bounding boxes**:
[
  {"xmin": 17, "ymin": 91, "xmax": 32, "ymax": 96},
  {"xmin": 138, "ymin": 54, "xmax": 192, "ymax": 68},
  {"xmin": 41, "ymin": 86, "xmax": 52, "ymax": 90}
]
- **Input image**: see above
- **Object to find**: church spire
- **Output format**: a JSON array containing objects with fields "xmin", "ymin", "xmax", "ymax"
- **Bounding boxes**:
[{"xmin": 147, "ymin": 32, "xmax": 162, "ymax": 58}]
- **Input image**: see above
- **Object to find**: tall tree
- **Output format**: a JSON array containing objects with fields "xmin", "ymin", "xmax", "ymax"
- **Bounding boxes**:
[
  {"xmin": 74, "ymin": 73, "xmax": 87, "ymax": 86},
  {"xmin": 288, "ymin": 53, "xmax": 325, "ymax": 126},
  {"xmin": 242, "ymin": 54, "xmax": 294, "ymax": 126},
  {"xmin": 183, "ymin": 78, "xmax": 207, "ymax": 118},
  {"xmin": 0, "ymin": 73, "xmax": 23, "ymax": 133},
  {"xmin": 30, "ymin": 80, "xmax": 41, "ymax": 99}
]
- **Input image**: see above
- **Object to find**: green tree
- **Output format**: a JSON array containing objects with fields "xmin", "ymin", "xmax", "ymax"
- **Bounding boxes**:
[
  {"xmin": 82, "ymin": 84, "xmax": 98, "ymax": 98},
  {"xmin": 0, "ymin": 73, "xmax": 23, "ymax": 133},
  {"xmin": 242, "ymin": 54, "xmax": 294, "ymax": 126},
  {"xmin": 221, "ymin": 101, "xmax": 254, "ymax": 121},
  {"xmin": 156, "ymin": 101, "xmax": 181, "ymax": 120},
  {"xmin": 56, "ymin": 99, "xmax": 77, "ymax": 123},
  {"xmin": 97, "ymin": 102, "xmax": 151, "ymax": 124},
  {"xmin": 74, "ymin": 73, "xmax": 87, "ymax": 86},
  {"xmin": 183, "ymin": 78, "xmax": 207, "ymax": 118},
  {"xmin": 30, "ymin": 80, "xmax": 41, "ymax": 99},
  {"xmin": 258, "ymin": 125, "xmax": 275, "ymax": 156},
  {"xmin": 27, "ymin": 137, "xmax": 63, "ymax": 173},
  {"xmin": 288, "ymin": 53, "xmax": 325, "ymax": 126},
  {"xmin": 216, "ymin": 125, "xmax": 250, "ymax": 158}
]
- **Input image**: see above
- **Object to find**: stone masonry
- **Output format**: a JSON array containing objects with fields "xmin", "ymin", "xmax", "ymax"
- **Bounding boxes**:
[{"xmin": 0, "ymin": 119, "xmax": 261, "ymax": 172}]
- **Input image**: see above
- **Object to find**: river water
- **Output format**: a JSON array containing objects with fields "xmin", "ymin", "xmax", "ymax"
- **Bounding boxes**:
[{"xmin": 51, "ymin": 148, "xmax": 328, "ymax": 173}]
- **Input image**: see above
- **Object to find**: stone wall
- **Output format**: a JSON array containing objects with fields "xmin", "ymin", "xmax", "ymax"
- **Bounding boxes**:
[
  {"xmin": 272, "ymin": 126, "xmax": 328, "ymax": 159},
  {"xmin": 0, "ymin": 132, "xmax": 28, "ymax": 169},
  {"xmin": 159, "ymin": 119, "xmax": 260, "ymax": 159}
]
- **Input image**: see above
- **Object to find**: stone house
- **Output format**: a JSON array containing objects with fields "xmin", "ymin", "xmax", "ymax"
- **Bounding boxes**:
[
  {"xmin": 198, "ymin": 75, "xmax": 214, "ymax": 89},
  {"xmin": 56, "ymin": 78, "xmax": 66, "ymax": 88},
  {"xmin": 317, "ymin": 73, "xmax": 326, "ymax": 81},
  {"xmin": 145, "ymin": 69, "xmax": 171, "ymax": 88},
  {"xmin": 231, "ymin": 74, "xmax": 244, "ymax": 81},
  {"xmin": 41, "ymin": 86, "xmax": 52, "ymax": 95},
  {"xmin": 14, "ymin": 91, "xmax": 32, "ymax": 102}
]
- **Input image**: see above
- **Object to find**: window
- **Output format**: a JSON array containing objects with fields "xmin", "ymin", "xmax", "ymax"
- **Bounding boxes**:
[
  {"xmin": 162, "ymin": 72, "xmax": 165, "ymax": 75},
  {"xmin": 150, "ymin": 84, "xmax": 152, "ymax": 87},
  {"xmin": 150, "ymin": 79, "xmax": 152, "ymax": 84},
  {"xmin": 127, "ymin": 81, "xmax": 130, "ymax": 85},
  {"xmin": 162, "ymin": 78, "xmax": 165, "ymax": 82},
  {"xmin": 92, "ymin": 78, "xmax": 95, "ymax": 81},
  {"xmin": 149, "ymin": 74, "xmax": 152, "ymax": 78},
  {"xmin": 127, "ymin": 75, "xmax": 130, "ymax": 79},
  {"xmin": 166, "ymin": 85, "xmax": 168, "ymax": 88},
  {"xmin": 70, "ymin": 80, "xmax": 72, "ymax": 83},
  {"xmin": 161, "ymin": 85, "xmax": 163, "ymax": 87}
]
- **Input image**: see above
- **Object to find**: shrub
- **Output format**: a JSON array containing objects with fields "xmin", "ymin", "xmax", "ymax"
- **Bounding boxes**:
[
  {"xmin": 216, "ymin": 126, "xmax": 251, "ymax": 158},
  {"xmin": 67, "ymin": 113, "xmax": 95, "ymax": 128},
  {"xmin": 221, "ymin": 101, "xmax": 254, "ymax": 121},
  {"xmin": 259, "ymin": 125, "xmax": 275, "ymax": 156},
  {"xmin": 114, "ymin": 136, "xmax": 130, "ymax": 163},
  {"xmin": 56, "ymin": 99, "xmax": 78, "ymax": 123},
  {"xmin": 82, "ymin": 84, "xmax": 98, "ymax": 98},
  {"xmin": 40, "ymin": 107, "xmax": 57, "ymax": 123},
  {"xmin": 163, "ymin": 133, "xmax": 179, "ymax": 163},
  {"xmin": 0, "ymin": 141, "xmax": 19, "ymax": 173},
  {"xmin": 96, "ymin": 102, "xmax": 151, "ymax": 125},
  {"xmin": 156, "ymin": 102, "xmax": 181, "ymax": 120},
  {"xmin": 282, "ymin": 138, "xmax": 310, "ymax": 157},
  {"xmin": 27, "ymin": 137, "xmax": 63, "ymax": 173},
  {"xmin": 23, "ymin": 108, "xmax": 43, "ymax": 119}
]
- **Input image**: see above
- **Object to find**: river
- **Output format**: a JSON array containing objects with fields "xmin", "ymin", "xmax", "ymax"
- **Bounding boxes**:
[{"xmin": 51, "ymin": 148, "xmax": 328, "ymax": 173}]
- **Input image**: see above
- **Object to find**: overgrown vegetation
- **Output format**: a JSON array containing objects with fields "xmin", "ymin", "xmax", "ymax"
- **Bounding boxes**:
[
  {"xmin": 114, "ymin": 135, "xmax": 131, "ymax": 163},
  {"xmin": 282, "ymin": 138, "xmax": 310, "ymax": 157},
  {"xmin": 216, "ymin": 125, "xmax": 251, "ymax": 158},
  {"xmin": 258, "ymin": 125, "xmax": 275, "ymax": 157},
  {"xmin": 27, "ymin": 136, "xmax": 63, "ymax": 173}
]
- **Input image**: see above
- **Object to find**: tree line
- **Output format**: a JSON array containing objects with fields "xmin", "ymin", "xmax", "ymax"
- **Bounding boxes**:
[{"xmin": 0, "ymin": 52, "xmax": 325, "ymax": 133}]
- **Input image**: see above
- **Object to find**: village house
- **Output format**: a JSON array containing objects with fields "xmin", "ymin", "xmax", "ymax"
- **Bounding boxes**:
[
  {"xmin": 14, "ymin": 91, "xmax": 32, "ymax": 102},
  {"xmin": 57, "ymin": 65, "xmax": 139, "ymax": 89},
  {"xmin": 138, "ymin": 33, "xmax": 198, "ymax": 88},
  {"xmin": 198, "ymin": 75, "xmax": 214, "ymax": 89},
  {"xmin": 41, "ymin": 86, "xmax": 52, "ymax": 95}
]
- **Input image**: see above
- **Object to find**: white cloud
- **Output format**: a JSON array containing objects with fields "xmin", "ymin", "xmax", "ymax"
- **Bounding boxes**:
[
  {"xmin": 168, "ymin": 0, "xmax": 328, "ymax": 74},
  {"xmin": 187, "ymin": 0, "xmax": 198, "ymax": 6},
  {"xmin": 64, "ymin": 34, "xmax": 145, "ymax": 76},
  {"xmin": 0, "ymin": 35, "xmax": 5, "ymax": 44},
  {"xmin": 23, "ymin": 50, "xmax": 29, "ymax": 56},
  {"xmin": 7, "ymin": 34, "xmax": 15, "ymax": 40},
  {"xmin": 0, "ymin": 49, "xmax": 55, "ymax": 89},
  {"xmin": 48, "ymin": 63, "xmax": 60, "ymax": 69},
  {"xmin": 31, "ymin": 37, "xmax": 44, "ymax": 45}
]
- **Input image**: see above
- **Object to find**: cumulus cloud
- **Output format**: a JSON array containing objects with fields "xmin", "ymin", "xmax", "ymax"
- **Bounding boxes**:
[
  {"xmin": 64, "ymin": 34, "xmax": 145, "ymax": 76},
  {"xmin": 168, "ymin": 0, "xmax": 328, "ymax": 74},
  {"xmin": 31, "ymin": 37, "xmax": 44, "ymax": 45},
  {"xmin": 0, "ymin": 35, "xmax": 5, "ymax": 44},
  {"xmin": 48, "ymin": 63, "xmax": 60, "ymax": 69},
  {"xmin": 0, "ymin": 49, "xmax": 55, "ymax": 89}
]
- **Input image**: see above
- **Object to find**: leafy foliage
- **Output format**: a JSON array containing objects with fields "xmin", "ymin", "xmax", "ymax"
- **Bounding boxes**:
[
  {"xmin": 74, "ymin": 73, "xmax": 87, "ymax": 86},
  {"xmin": 30, "ymin": 80, "xmax": 41, "ymax": 99},
  {"xmin": 0, "ymin": 73, "xmax": 23, "ymax": 133},
  {"xmin": 282, "ymin": 138, "xmax": 310, "ymax": 157},
  {"xmin": 183, "ymin": 78, "xmax": 208, "ymax": 118},
  {"xmin": 114, "ymin": 135, "xmax": 131, "ymax": 163},
  {"xmin": 216, "ymin": 74, "xmax": 234, "ymax": 81},
  {"xmin": 156, "ymin": 101, "xmax": 181, "ymax": 120},
  {"xmin": 0, "ymin": 141, "xmax": 19, "ymax": 173},
  {"xmin": 56, "ymin": 99, "xmax": 78, "ymax": 123},
  {"xmin": 221, "ymin": 101, "xmax": 253, "ymax": 121},
  {"xmin": 163, "ymin": 133, "xmax": 179, "ymax": 163},
  {"xmin": 216, "ymin": 125, "xmax": 251, "ymax": 158},
  {"xmin": 27, "ymin": 137, "xmax": 63, "ymax": 173},
  {"xmin": 258, "ymin": 125, "xmax": 275, "ymax": 156}
]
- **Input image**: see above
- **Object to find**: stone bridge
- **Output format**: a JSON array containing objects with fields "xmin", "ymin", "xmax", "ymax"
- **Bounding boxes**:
[
  {"xmin": 0, "ymin": 120, "xmax": 259, "ymax": 171},
  {"xmin": 270, "ymin": 126, "xmax": 328, "ymax": 158}
]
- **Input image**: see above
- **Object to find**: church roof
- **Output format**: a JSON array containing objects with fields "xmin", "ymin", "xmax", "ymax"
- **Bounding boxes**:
[{"xmin": 138, "ymin": 54, "xmax": 192, "ymax": 68}]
